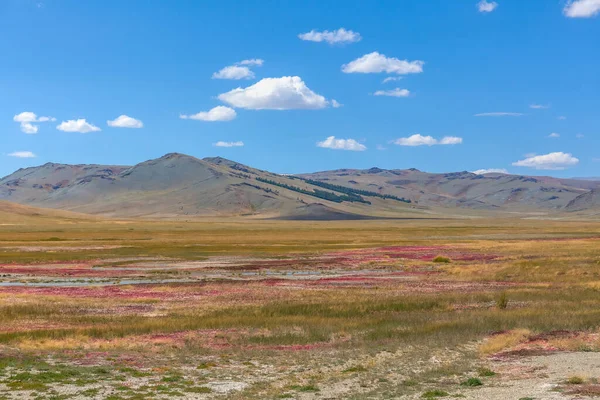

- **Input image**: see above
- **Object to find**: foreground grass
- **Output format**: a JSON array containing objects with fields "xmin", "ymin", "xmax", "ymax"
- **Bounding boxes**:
[{"xmin": 1, "ymin": 218, "xmax": 600, "ymax": 398}]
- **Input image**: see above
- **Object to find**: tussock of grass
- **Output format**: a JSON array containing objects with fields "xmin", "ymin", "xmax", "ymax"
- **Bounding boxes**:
[{"xmin": 479, "ymin": 329, "xmax": 531, "ymax": 355}]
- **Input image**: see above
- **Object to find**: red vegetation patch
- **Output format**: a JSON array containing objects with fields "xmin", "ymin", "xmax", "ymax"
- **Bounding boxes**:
[{"xmin": 0, "ymin": 285, "xmax": 221, "ymax": 300}]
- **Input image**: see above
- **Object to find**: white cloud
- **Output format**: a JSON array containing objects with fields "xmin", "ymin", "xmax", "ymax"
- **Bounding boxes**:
[
  {"xmin": 56, "ymin": 119, "xmax": 101, "ymax": 133},
  {"xmin": 373, "ymin": 88, "xmax": 410, "ymax": 97},
  {"xmin": 214, "ymin": 141, "xmax": 244, "ymax": 147},
  {"xmin": 8, "ymin": 151, "xmax": 36, "ymax": 158},
  {"xmin": 439, "ymin": 136, "xmax": 464, "ymax": 145},
  {"xmin": 342, "ymin": 52, "xmax": 424, "ymax": 75},
  {"xmin": 548, "ymin": 132, "xmax": 560, "ymax": 138},
  {"xmin": 13, "ymin": 111, "xmax": 55, "ymax": 134},
  {"xmin": 393, "ymin": 134, "xmax": 463, "ymax": 146},
  {"xmin": 474, "ymin": 112, "xmax": 524, "ymax": 117},
  {"xmin": 576, "ymin": 133, "xmax": 585, "ymax": 139},
  {"xmin": 107, "ymin": 115, "xmax": 143, "ymax": 128},
  {"xmin": 376, "ymin": 144, "xmax": 387, "ymax": 151},
  {"xmin": 331, "ymin": 99, "xmax": 343, "ymax": 108},
  {"xmin": 382, "ymin": 77, "xmax": 403, "ymax": 83},
  {"xmin": 317, "ymin": 136, "xmax": 366, "ymax": 151},
  {"xmin": 298, "ymin": 28, "xmax": 361, "ymax": 44},
  {"xmin": 477, "ymin": 0, "xmax": 498, "ymax": 13},
  {"xmin": 218, "ymin": 76, "xmax": 328, "ymax": 110},
  {"xmin": 239, "ymin": 59, "xmax": 264, "ymax": 66},
  {"xmin": 212, "ymin": 65, "xmax": 254, "ymax": 80},
  {"xmin": 20, "ymin": 122, "xmax": 38, "ymax": 134},
  {"xmin": 212, "ymin": 59, "xmax": 264, "ymax": 80},
  {"xmin": 564, "ymin": 0, "xmax": 600, "ymax": 18},
  {"xmin": 558, "ymin": 116, "xmax": 567, "ymax": 120},
  {"xmin": 512, "ymin": 152, "xmax": 579, "ymax": 170},
  {"xmin": 472, "ymin": 168, "xmax": 508, "ymax": 175},
  {"xmin": 530, "ymin": 104, "xmax": 550, "ymax": 109},
  {"xmin": 180, "ymin": 106, "xmax": 237, "ymax": 122}
]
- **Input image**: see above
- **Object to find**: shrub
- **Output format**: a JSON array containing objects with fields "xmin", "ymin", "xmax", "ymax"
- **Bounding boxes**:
[
  {"xmin": 478, "ymin": 368, "xmax": 496, "ymax": 377},
  {"xmin": 496, "ymin": 292, "xmax": 509, "ymax": 310},
  {"xmin": 567, "ymin": 376, "xmax": 585, "ymax": 384},
  {"xmin": 433, "ymin": 256, "xmax": 451, "ymax": 263},
  {"xmin": 421, "ymin": 389, "xmax": 449, "ymax": 398},
  {"xmin": 461, "ymin": 377, "xmax": 483, "ymax": 387}
]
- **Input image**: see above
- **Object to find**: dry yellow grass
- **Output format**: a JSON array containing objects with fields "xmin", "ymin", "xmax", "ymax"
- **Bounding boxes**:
[{"xmin": 479, "ymin": 329, "xmax": 532, "ymax": 355}]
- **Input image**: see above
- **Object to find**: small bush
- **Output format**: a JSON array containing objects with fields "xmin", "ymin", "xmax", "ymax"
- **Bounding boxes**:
[
  {"xmin": 422, "ymin": 389, "xmax": 449, "ymax": 398},
  {"xmin": 478, "ymin": 368, "xmax": 496, "ymax": 377},
  {"xmin": 433, "ymin": 256, "xmax": 451, "ymax": 263},
  {"xmin": 343, "ymin": 365, "xmax": 367, "ymax": 373},
  {"xmin": 461, "ymin": 377, "xmax": 483, "ymax": 387},
  {"xmin": 567, "ymin": 376, "xmax": 585, "ymax": 385},
  {"xmin": 519, "ymin": 397, "xmax": 535, "ymax": 400},
  {"xmin": 496, "ymin": 292, "xmax": 509, "ymax": 310}
]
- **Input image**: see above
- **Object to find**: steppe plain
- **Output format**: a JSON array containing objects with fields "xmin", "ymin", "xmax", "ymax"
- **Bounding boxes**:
[{"xmin": 1, "ymin": 209, "xmax": 600, "ymax": 399}]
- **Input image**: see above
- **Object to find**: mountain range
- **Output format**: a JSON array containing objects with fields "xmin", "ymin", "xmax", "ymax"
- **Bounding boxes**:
[{"xmin": 1, "ymin": 153, "xmax": 599, "ymax": 219}]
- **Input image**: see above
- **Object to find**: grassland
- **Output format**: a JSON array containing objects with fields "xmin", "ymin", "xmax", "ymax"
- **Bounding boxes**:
[{"xmin": 1, "ymin": 216, "xmax": 600, "ymax": 399}]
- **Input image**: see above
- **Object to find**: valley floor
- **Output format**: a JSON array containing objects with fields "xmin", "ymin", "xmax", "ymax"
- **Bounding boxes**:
[{"xmin": 1, "ymin": 218, "xmax": 600, "ymax": 399}]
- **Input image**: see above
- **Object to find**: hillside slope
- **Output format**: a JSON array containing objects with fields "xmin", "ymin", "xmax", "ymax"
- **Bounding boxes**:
[{"xmin": 1, "ymin": 154, "xmax": 599, "ymax": 218}]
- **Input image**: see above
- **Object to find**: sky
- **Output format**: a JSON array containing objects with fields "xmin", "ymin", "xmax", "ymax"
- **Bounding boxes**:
[{"xmin": 1, "ymin": 0, "xmax": 599, "ymax": 178}]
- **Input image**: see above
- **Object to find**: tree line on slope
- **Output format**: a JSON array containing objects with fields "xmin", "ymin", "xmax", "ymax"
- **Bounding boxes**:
[{"xmin": 255, "ymin": 177, "xmax": 371, "ymax": 204}]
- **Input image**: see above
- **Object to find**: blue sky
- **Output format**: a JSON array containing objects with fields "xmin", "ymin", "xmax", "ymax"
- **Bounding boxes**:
[{"xmin": 1, "ymin": 0, "xmax": 599, "ymax": 177}]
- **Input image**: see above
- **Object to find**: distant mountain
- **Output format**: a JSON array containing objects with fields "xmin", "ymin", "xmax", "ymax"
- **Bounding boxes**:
[{"xmin": 1, "ymin": 153, "xmax": 599, "ymax": 219}]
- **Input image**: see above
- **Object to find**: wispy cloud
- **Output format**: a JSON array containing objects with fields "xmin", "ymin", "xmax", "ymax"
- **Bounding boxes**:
[
  {"xmin": 180, "ymin": 106, "xmax": 237, "ymax": 121},
  {"xmin": 530, "ymin": 104, "xmax": 550, "ymax": 109},
  {"xmin": 472, "ymin": 168, "xmax": 508, "ymax": 175},
  {"xmin": 342, "ymin": 52, "xmax": 424, "ymax": 75},
  {"xmin": 393, "ymin": 134, "xmax": 463, "ymax": 146},
  {"xmin": 373, "ymin": 88, "xmax": 410, "ymax": 97},
  {"xmin": 212, "ymin": 59, "xmax": 264, "ymax": 80},
  {"xmin": 512, "ymin": 152, "xmax": 579, "ymax": 170},
  {"xmin": 317, "ymin": 136, "xmax": 366, "ymax": 151},
  {"xmin": 474, "ymin": 112, "xmax": 524, "ymax": 117},
  {"xmin": 382, "ymin": 77, "xmax": 403, "ymax": 84},
  {"xmin": 8, "ymin": 151, "xmax": 36, "ymax": 158},
  {"xmin": 298, "ymin": 28, "xmax": 361, "ymax": 45},
  {"xmin": 477, "ymin": 0, "xmax": 498, "ymax": 13},
  {"xmin": 548, "ymin": 132, "xmax": 560, "ymax": 138},
  {"xmin": 214, "ymin": 141, "xmax": 244, "ymax": 147}
]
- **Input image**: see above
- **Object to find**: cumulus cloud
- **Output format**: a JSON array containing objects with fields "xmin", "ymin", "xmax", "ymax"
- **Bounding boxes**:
[
  {"xmin": 373, "ymin": 88, "xmax": 410, "ymax": 97},
  {"xmin": 564, "ymin": 0, "xmax": 600, "ymax": 18},
  {"xmin": 239, "ymin": 59, "xmax": 264, "ymax": 66},
  {"xmin": 214, "ymin": 141, "xmax": 244, "ymax": 147},
  {"xmin": 530, "ymin": 104, "xmax": 550, "ymax": 109},
  {"xmin": 180, "ymin": 106, "xmax": 237, "ymax": 122},
  {"xmin": 20, "ymin": 122, "xmax": 39, "ymax": 134},
  {"xmin": 393, "ymin": 134, "xmax": 463, "ymax": 147},
  {"xmin": 8, "ymin": 151, "xmax": 36, "ymax": 158},
  {"xmin": 212, "ymin": 59, "xmax": 264, "ymax": 80},
  {"xmin": 342, "ymin": 52, "xmax": 424, "ymax": 75},
  {"xmin": 382, "ymin": 77, "xmax": 403, "ymax": 83},
  {"xmin": 13, "ymin": 111, "xmax": 55, "ymax": 134},
  {"xmin": 548, "ymin": 132, "xmax": 560, "ymax": 138},
  {"xmin": 331, "ymin": 99, "xmax": 343, "ymax": 108},
  {"xmin": 474, "ymin": 112, "xmax": 524, "ymax": 117},
  {"xmin": 394, "ymin": 134, "xmax": 464, "ymax": 146},
  {"xmin": 298, "ymin": 28, "xmax": 361, "ymax": 44},
  {"xmin": 107, "ymin": 115, "xmax": 143, "ymax": 128},
  {"xmin": 317, "ymin": 136, "xmax": 366, "ymax": 151},
  {"xmin": 56, "ymin": 119, "xmax": 101, "ymax": 133},
  {"xmin": 472, "ymin": 168, "xmax": 508, "ymax": 175},
  {"xmin": 212, "ymin": 65, "xmax": 254, "ymax": 80},
  {"xmin": 218, "ymin": 76, "xmax": 328, "ymax": 110},
  {"xmin": 477, "ymin": 0, "xmax": 498, "ymax": 13},
  {"xmin": 512, "ymin": 152, "xmax": 579, "ymax": 170}
]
